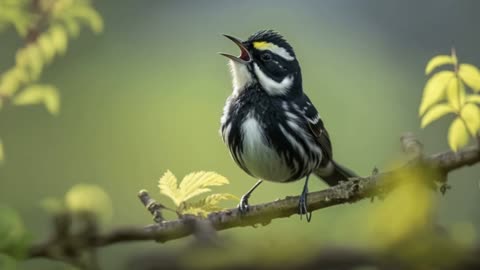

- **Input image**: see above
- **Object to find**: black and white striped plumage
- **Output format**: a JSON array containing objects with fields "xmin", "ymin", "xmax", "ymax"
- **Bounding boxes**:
[{"xmin": 220, "ymin": 30, "xmax": 356, "ymax": 220}]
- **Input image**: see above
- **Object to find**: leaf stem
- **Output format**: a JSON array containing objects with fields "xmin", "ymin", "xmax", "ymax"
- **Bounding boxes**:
[{"xmin": 452, "ymin": 48, "xmax": 463, "ymax": 113}]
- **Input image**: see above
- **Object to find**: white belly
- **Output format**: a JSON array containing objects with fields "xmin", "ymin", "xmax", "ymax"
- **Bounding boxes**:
[{"xmin": 241, "ymin": 115, "xmax": 293, "ymax": 182}]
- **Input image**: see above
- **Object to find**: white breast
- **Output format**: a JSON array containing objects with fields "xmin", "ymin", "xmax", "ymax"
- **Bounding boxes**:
[{"xmin": 240, "ymin": 115, "xmax": 292, "ymax": 182}]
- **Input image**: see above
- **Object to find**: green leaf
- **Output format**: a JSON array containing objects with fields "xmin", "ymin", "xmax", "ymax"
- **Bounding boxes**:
[
  {"xmin": 61, "ymin": 17, "xmax": 81, "ymax": 38},
  {"xmin": 25, "ymin": 44, "xmax": 44, "ymax": 80},
  {"xmin": 159, "ymin": 171, "xmax": 231, "ymax": 206},
  {"xmin": 10, "ymin": 67, "xmax": 29, "ymax": 85},
  {"xmin": 13, "ymin": 84, "xmax": 60, "ymax": 115},
  {"xmin": 459, "ymin": 64, "xmax": 480, "ymax": 92},
  {"xmin": 182, "ymin": 193, "xmax": 238, "ymax": 216},
  {"xmin": 0, "ymin": 205, "xmax": 30, "ymax": 258},
  {"xmin": 74, "ymin": 6, "xmax": 104, "ymax": 33},
  {"xmin": 65, "ymin": 184, "xmax": 113, "ymax": 224},
  {"xmin": 425, "ymin": 55, "xmax": 455, "ymax": 75},
  {"xmin": 448, "ymin": 118, "xmax": 470, "ymax": 152},
  {"xmin": 419, "ymin": 71, "xmax": 454, "ymax": 115},
  {"xmin": 37, "ymin": 33, "xmax": 56, "ymax": 63},
  {"xmin": 0, "ymin": 69, "xmax": 21, "ymax": 96},
  {"xmin": 189, "ymin": 193, "xmax": 238, "ymax": 210},
  {"xmin": 15, "ymin": 47, "xmax": 29, "ymax": 66},
  {"xmin": 421, "ymin": 103, "xmax": 454, "ymax": 128},
  {"xmin": 203, "ymin": 193, "xmax": 239, "ymax": 205},
  {"xmin": 158, "ymin": 170, "xmax": 182, "ymax": 206},
  {"xmin": 49, "ymin": 25, "xmax": 68, "ymax": 55},
  {"xmin": 460, "ymin": 103, "xmax": 480, "ymax": 135},
  {"xmin": 0, "ymin": 0, "xmax": 32, "ymax": 36},
  {"xmin": 446, "ymin": 77, "xmax": 465, "ymax": 111},
  {"xmin": 179, "ymin": 171, "xmax": 229, "ymax": 202},
  {"xmin": 43, "ymin": 87, "xmax": 60, "ymax": 115},
  {"xmin": 181, "ymin": 207, "xmax": 209, "ymax": 216},
  {"xmin": 466, "ymin": 95, "xmax": 480, "ymax": 105}
]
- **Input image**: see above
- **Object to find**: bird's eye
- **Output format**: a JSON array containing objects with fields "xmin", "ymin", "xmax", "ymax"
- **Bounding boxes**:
[{"xmin": 261, "ymin": 53, "xmax": 272, "ymax": 62}]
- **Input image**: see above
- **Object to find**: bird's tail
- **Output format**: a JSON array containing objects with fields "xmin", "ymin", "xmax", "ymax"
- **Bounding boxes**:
[{"xmin": 314, "ymin": 160, "xmax": 357, "ymax": 186}]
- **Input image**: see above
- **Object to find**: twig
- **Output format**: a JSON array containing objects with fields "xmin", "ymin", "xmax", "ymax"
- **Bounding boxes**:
[
  {"xmin": 27, "ymin": 134, "xmax": 480, "ymax": 259},
  {"xmin": 137, "ymin": 190, "xmax": 167, "ymax": 223}
]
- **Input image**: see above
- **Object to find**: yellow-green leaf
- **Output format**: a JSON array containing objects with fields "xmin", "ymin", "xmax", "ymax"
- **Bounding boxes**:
[
  {"xmin": 182, "ymin": 193, "xmax": 237, "ymax": 216},
  {"xmin": 11, "ymin": 67, "xmax": 28, "ymax": 85},
  {"xmin": 43, "ymin": 87, "xmax": 60, "ymax": 115},
  {"xmin": 13, "ymin": 87, "xmax": 44, "ymax": 105},
  {"xmin": 15, "ymin": 48, "xmax": 29, "ymax": 67},
  {"xmin": 459, "ymin": 64, "xmax": 480, "ymax": 92},
  {"xmin": 65, "ymin": 184, "xmax": 113, "ymax": 223},
  {"xmin": 49, "ymin": 25, "xmax": 68, "ymax": 55},
  {"xmin": 460, "ymin": 104, "xmax": 480, "ymax": 134},
  {"xmin": 37, "ymin": 34, "xmax": 55, "ymax": 63},
  {"xmin": 13, "ymin": 85, "xmax": 60, "ymax": 115},
  {"xmin": 421, "ymin": 103, "xmax": 454, "ymax": 128},
  {"xmin": 446, "ymin": 77, "xmax": 466, "ymax": 111},
  {"xmin": 62, "ymin": 17, "xmax": 81, "ymax": 38},
  {"xmin": 448, "ymin": 118, "xmax": 470, "ymax": 152},
  {"xmin": 158, "ymin": 170, "xmax": 182, "ymax": 206},
  {"xmin": 25, "ymin": 45, "xmax": 44, "ymax": 80},
  {"xmin": 419, "ymin": 71, "xmax": 455, "ymax": 115},
  {"xmin": 182, "ymin": 207, "xmax": 209, "ymax": 216},
  {"xmin": 75, "ymin": 6, "xmax": 104, "ymax": 33},
  {"xmin": 203, "ymin": 193, "xmax": 238, "ymax": 205},
  {"xmin": 0, "ymin": 69, "xmax": 21, "ymax": 96},
  {"xmin": 188, "ymin": 193, "xmax": 238, "ymax": 209},
  {"xmin": 179, "ymin": 171, "xmax": 229, "ymax": 202},
  {"xmin": 425, "ymin": 55, "xmax": 455, "ymax": 75},
  {"xmin": 159, "ymin": 171, "xmax": 231, "ymax": 207},
  {"xmin": 466, "ymin": 95, "xmax": 480, "ymax": 105}
]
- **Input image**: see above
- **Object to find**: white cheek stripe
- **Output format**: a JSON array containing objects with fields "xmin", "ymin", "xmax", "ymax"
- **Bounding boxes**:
[
  {"xmin": 253, "ymin": 63, "xmax": 293, "ymax": 96},
  {"xmin": 257, "ymin": 44, "xmax": 295, "ymax": 61}
]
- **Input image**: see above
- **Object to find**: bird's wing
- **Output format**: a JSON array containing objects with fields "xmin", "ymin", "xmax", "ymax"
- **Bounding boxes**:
[{"xmin": 294, "ymin": 94, "xmax": 333, "ymax": 160}]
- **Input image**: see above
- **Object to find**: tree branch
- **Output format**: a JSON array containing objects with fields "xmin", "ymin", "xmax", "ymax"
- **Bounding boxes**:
[{"xmin": 27, "ymin": 134, "xmax": 480, "ymax": 259}]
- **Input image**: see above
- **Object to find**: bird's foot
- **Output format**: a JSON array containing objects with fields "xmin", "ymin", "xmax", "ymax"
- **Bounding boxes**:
[
  {"xmin": 298, "ymin": 190, "xmax": 312, "ymax": 222},
  {"xmin": 237, "ymin": 180, "xmax": 263, "ymax": 215},
  {"xmin": 237, "ymin": 195, "xmax": 250, "ymax": 214}
]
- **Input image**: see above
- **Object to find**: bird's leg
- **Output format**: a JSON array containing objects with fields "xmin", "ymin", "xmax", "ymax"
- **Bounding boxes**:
[
  {"xmin": 299, "ymin": 175, "xmax": 312, "ymax": 222},
  {"xmin": 238, "ymin": 180, "xmax": 263, "ymax": 214}
]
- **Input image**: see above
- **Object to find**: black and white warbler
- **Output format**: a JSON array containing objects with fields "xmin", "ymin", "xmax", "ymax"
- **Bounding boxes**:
[{"xmin": 219, "ymin": 30, "xmax": 356, "ymax": 221}]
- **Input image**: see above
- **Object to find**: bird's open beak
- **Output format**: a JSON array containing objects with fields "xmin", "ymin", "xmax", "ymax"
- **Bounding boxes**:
[{"xmin": 219, "ymin": 34, "xmax": 251, "ymax": 64}]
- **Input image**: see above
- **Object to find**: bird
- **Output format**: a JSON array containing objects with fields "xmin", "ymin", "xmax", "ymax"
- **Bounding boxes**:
[{"xmin": 219, "ymin": 30, "xmax": 357, "ymax": 221}]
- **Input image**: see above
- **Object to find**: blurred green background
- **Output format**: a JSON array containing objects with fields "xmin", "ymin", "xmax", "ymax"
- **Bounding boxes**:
[{"xmin": 1, "ymin": 0, "xmax": 480, "ymax": 269}]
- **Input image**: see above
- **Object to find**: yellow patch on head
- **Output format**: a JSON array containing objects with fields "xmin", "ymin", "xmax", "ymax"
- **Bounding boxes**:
[{"xmin": 253, "ymin": 41, "xmax": 272, "ymax": 50}]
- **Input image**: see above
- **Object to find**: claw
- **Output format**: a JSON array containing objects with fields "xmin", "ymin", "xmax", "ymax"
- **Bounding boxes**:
[
  {"xmin": 237, "ymin": 195, "xmax": 250, "ymax": 214},
  {"xmin": 298, "ymin": 191, "xmax": 312, "ymax": 222},
  {"xmin": 298, "ymin": 175, "xmax": 312, "ymax": 222},
  {"xmin": 237, "ymin": 180, "xmax": 263, "ymax": 215}
]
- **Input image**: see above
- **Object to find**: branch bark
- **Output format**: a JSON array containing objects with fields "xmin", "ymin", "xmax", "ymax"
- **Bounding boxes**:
[{"xmin": 27, "ymin": 134, "xmax": 480, "ymax": 259}]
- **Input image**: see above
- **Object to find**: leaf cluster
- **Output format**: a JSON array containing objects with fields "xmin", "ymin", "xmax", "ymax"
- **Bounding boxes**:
[
  {"xmin": 0, "ymin": 0, "xmax": 103, "ymax": 162},
  {"xmin": 42, "ymin": 184, "xmax": 114, "ymax": 224},
  {"xmin": 158, "ymin": 171, "xmax": 238, "ymax": 217},
  {"xmin": 420, "ymin": 50, "xmax": 480, "ymax": 151}
]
